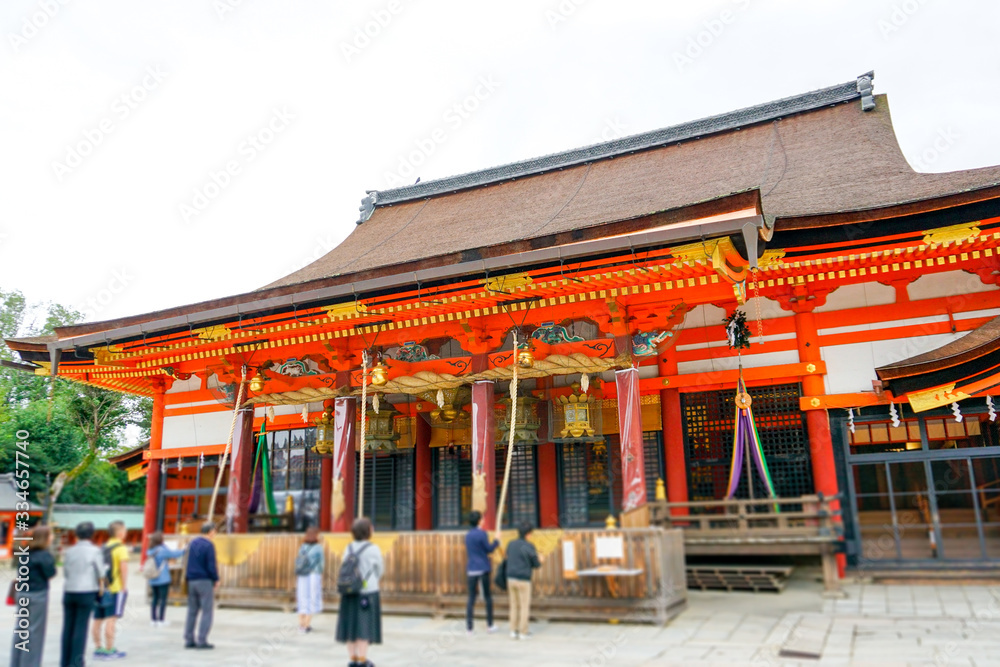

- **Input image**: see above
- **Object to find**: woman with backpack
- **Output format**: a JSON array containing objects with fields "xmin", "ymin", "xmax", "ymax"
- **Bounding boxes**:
[
  {"xmin": 144, "ymin": 531, "xmax": 185, "ymax": 627},
  {"xmin": 295, "ymin": 526, "xmax": 324, "ymax": 633},
  {"xmin": 336, "ymin": 517, "xmax": 383, "ymax": 667}
]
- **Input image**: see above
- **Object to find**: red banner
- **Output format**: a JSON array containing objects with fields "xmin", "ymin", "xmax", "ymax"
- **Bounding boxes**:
[
  {"xmin": 471, "ymin": 381, "xmax": 497, "ymax": 528},
  {"xmin": 332, "ymin": 397, "xmax": 357, "ymax": 530},
  {"xmin": 615, "ymin": 368, "xmax": 647, "ymax": 512},
  {"xmin": 333, "ymin": 397, "xmax": 356, "ymax": 482}
]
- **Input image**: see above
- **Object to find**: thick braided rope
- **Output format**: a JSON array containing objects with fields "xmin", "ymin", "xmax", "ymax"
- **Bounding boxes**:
[
  {"xmin": 207, "ymin": 365, "xmax": 248, "ymax": 525},
  {"xmin": 495, "ymin": 332, "xmax": 519, "ymax": 537},
  {"xmin": 358, "ymin": 352, "xmax": 369, "ymax": 518}
]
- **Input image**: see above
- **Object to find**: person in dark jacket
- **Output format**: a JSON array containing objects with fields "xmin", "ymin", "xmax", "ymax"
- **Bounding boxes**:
[
  {"xmin": 505, "ymin": 522, "xmax": 542, "ymax": 640},
  {"xmin": 463, "ymin": 510, "xmax": 499, "ymax": 635},
  {"xmin": 10, "ymin": 525, "xmax": 57, "ymax": 667},
  {"xmin": 183, "ymin": 523, "xmax": 219, "ymax": 650}
]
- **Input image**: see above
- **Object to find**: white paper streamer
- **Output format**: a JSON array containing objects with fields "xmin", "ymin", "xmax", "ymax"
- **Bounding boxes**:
[
  {"xmin": 581, "ymin": 373, "xmax": 590, "ymax": 394},
  {"xmin": 889, "ymin": 402, "xmax": 900, "ymax": 428},
  {"xmin": 848, "ymin": 408, "xmax": 856, "ymax": 434},
  {"xmin": 951, "ymin": 402, "xmax": 963, "ymax": 423},
  {"xmin": 267, "ymin": 406, "xmax": 275, "ymax": 422},
  {"xmin": 988, "ymin": 396, "xmax": 997, "ymax": 422},
  {"xmin": 373, "ymin": 393, "xmax": 380, "ymax": 414}
]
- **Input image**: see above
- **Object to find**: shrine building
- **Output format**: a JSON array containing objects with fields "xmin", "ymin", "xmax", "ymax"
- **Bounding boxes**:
[{"xmin": 11, "ymin": 71, "xmax": 1000, "ymax": 572}]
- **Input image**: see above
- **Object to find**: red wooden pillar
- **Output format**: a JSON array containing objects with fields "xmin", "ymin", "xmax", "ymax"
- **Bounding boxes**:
[
  {"xmin": 414, "ymin": 412, "xmax": 433, "ymax": 530},
  {"xmin": 658, "ymin": 348, "xmax": 688, "ymax": 514},
  {"xmin": 793, "ymin": 306, "xmax": 845, "ymax": 576},
  {"xmin": 535, "ymin": 377, "xmax": 559, "ymax": 528},
  {"xmin": 227, "ymin": 405, "xmax": 256, "ymax": 533},
  {"xmin": 142, "ymin": 382, "xmax": 165, "ymax": 560},
  {"xmin": 332, "ymin": 398, "xmax": 357, "ymax": 532},
  {"xmin": 320, "ymin": 401, "xmax": 334, "ymax": 532}
]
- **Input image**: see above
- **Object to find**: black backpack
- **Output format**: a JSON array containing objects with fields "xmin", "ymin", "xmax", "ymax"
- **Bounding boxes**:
[
  {"xmin": 101, "ymin": 543, "xmax": 119, "ymax": 590},
  {"xmin": 336, "ymin": 543, "xmax": 372, "ymax": 595}
]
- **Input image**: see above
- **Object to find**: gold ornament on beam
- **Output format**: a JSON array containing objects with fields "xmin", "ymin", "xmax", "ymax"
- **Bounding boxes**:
[{"xmin": 249, "ymin": 373, "xmax": 265, "ymax": 393}]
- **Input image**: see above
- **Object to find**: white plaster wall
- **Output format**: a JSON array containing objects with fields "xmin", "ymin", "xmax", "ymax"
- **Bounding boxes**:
[
  {"xmin": 677, "ymin": 350, "xmax": 799, "ymax": 376},
  {"xmin": 162, "ymin": 410, "xmax": 235, "ymax": 449},
  {"xmin": 813, "ymin": 282, "xmax": 896, "ymax": 313},
  {"xmin": 909, "ymin": 270, "xmax": 995, "ymax": 301},
  {"xmin": 822, "ymin": 332, "xmax": 964, "ymax": 395},
  {"xmin": 744, "ymin": 295, "xmax": 793, "ymax": 320},
  {"xmin": 166, "ymin": 375, "xmax": 202, "ymax": 394}
]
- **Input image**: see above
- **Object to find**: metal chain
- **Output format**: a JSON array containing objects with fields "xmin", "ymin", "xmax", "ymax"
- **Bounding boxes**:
[
  {"xmin": 751, "ymin": 270, "xmax": 765, "ymax": 345},
  {"xmin": 358, "ymin": 350, "xmax": 370, "ymax": 517}
]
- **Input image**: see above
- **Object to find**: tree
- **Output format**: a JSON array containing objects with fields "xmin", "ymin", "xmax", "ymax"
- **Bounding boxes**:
[
  {"xmin": 0, "ymin": 291, "xmax": 149, "ymax": 513},
  {"xmin": 45, "ymin": 384, "xmax": 139, "ymax": 519}
]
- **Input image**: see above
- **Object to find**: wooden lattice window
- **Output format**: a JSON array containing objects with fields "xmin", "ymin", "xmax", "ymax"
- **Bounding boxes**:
[
  {"xmin": 356, "ymin": 449, "xmax": 415, "ymax": 531},
  {"xmin": 681, "ymin": 384, "xmax": 813, "ymax": 501}
]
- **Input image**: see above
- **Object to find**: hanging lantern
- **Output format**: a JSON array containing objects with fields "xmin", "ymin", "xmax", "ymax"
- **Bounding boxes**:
[
  {"xmin": 557, "ymin": 383, "xmax": 597, "ymax": 439},
  {"xmin": 248, "ymin": 373, "xmax": 265, "ymax": 393},
  {"xmin": 366, "ymin": 404, "xmax": 401, "ymax": 451},
  {"xmin": 312, "ymin": 407, "xmax": 335, "ymax": 456},
  {"xmin": 496, "ymin": 396, "xmax": 541, "ymax": 446},
  {"xmin": 370, "ymin": 362, "xmax": 389, "ymax": 386},
  {"xmin": 421, "ymin": 387, "xmax": 470, "ymax": 425}
]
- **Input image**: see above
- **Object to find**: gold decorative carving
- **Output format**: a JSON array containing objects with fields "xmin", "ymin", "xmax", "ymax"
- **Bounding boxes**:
[
  {"xmin": 757, "ymin": 250, "xmax": 786, "ymax": 269},
  {"xmin": 484, "ymin": 273, "xmax": 533, "ymax": 293},
  {"xmin": 322, "ymin": 301, "xmax": 368, "ymax": 319},
  {"xmin": 195, "ymin": 325, "xmax": 230, "ymax": 342},
  {"xmin": 809, "ymin": 397, "xmax": 821, "ymax": 408},
  {"xmin": 33, "ymin": 361, "xmax": 51, "ymax": 376},
  {"xmin": 806, "ymin": 363, "xmax": 816, "ymax": 373},
  {"xmin": 921, "ymin": 222, "xmax": 981, "ymax": 246}
]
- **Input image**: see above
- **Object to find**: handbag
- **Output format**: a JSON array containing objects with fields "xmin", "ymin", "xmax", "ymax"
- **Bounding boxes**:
[{"xmin": 493, "ymin": 559, "xmax": 508, "ymax": 592}]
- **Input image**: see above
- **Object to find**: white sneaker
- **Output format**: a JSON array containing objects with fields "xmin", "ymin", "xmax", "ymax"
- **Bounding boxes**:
[
  {"xmin": 510, "ymin": 631, "xmax": 518, "ymax": 639},
  {"xmin": 519, "ymin": 632, "xmax": 533, "ymax": 640},
  {"xmin": 150, "ymin": 621, "xmax": 158, "ymax": 628},
  {"xmin": 487, "ymin": 625, "xmax": 499, "ymax": 634}
]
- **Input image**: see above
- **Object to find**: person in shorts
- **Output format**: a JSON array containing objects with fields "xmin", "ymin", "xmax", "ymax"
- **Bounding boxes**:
[{"xmin": 92, "ymin": 520, "xmax": 129, "ymax": 660}]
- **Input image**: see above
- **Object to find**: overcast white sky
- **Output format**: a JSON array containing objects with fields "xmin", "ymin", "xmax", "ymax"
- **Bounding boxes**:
[{"xmin": 2, "ymin": 0, "xmax": 999, "ymax": 329}]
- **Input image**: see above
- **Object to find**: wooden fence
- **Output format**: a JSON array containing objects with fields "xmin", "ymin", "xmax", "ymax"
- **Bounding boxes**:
[
  {"xmin": 648, "ymin": 494, "xmax": 843, "ymax": 594},
  {"xmin": 164, "ymin": 528, "xmax": 686, "ymax": 624}
]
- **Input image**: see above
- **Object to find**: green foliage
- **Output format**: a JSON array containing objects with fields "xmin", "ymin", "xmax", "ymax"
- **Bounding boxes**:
[{"xmin": 0, "ymin": 290, "xmax": 147, "ymax": 507}]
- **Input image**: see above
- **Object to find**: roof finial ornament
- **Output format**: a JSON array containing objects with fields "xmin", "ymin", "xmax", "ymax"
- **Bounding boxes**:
[
  {"xmin": 356, "ymin": 191, "xmax": 377, "ymax": 225},
  {"xmin": 857, "ymin": 71, "xmax": 875, "ymax": 112}
]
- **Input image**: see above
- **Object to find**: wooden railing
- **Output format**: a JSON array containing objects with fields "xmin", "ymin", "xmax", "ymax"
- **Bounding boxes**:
[
  {"xmin": 977, "ymin": 478, "xmax": 1000, "ymax": 517},
  {"xmin": 648, "ymin": 494, "xmax": 843, "ymax": 595},
  {"xmin": 164, "ymin": 527, "xmax": 687, "ymax": 624}
]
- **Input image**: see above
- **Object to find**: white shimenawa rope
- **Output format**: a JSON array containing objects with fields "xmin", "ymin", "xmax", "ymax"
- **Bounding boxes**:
[
  {"xmin": 207, "ymin": 365, "xmax": 248, "ymax": 526},
  {"xmin": 358, "ymin": 351, "xmax": 370, "ymax": 518},
  {"xmin": 495, "ymin": 331, "xmax": 520, "ymax": 540}
]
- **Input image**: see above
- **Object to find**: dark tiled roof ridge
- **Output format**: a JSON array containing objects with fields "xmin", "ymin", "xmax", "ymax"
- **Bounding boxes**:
[{"xmin": 362, "ymin": 72, "xmax": 872, "ymax": 213}]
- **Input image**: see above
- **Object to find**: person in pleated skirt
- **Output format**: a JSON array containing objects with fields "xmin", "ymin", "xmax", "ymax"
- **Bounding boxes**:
[{"xmin": 336, "ymin": 517, "xmax": 383, "ymax": 667}]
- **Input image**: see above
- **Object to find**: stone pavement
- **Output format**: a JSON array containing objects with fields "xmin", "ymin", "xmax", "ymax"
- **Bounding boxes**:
[{"xmin": 5, "ymin": 564, "xmax": 1000, "ymax": 666}]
